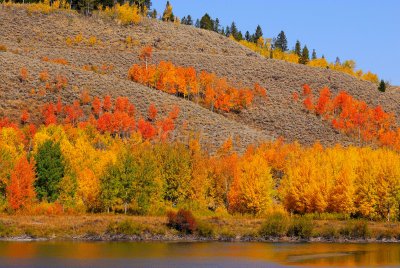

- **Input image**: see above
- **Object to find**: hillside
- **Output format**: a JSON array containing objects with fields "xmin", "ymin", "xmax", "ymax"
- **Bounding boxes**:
[{"xmin": 1, "ymin": 6, "xmax": 399, "ymax": 149}]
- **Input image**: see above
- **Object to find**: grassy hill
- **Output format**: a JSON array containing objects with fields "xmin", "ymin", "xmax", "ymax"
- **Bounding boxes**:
[{"xmin": 1, "ymin": 5, "xmax": 399, "ymax": 150}]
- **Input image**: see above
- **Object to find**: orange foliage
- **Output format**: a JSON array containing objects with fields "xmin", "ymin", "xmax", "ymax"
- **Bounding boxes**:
[
  {"xmin": 20, "ymin": 67, "xmax": 28, "ymax": 82},
  {"xmin": 128, "ymin": 58, "xmax": 264, "ymax": 113},
  {"xmin": 7, "ymin": 156, "xmax": 36, "ymax": 211},
  {"xmin": 148, "ymin": 103, "xmax": 158, "ymax": 121},
  {"xmin": 20, "ymin": 110, "xmax": 30, "ymax": 124}
]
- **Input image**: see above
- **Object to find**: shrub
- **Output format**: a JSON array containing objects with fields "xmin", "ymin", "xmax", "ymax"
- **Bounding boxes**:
[
  {"xmin": 39, "ymin": 70, "xmax": 49, "ymax": 82},
  {"xmin": 339, "ymin": 220, "xmax": 370, "ymax": 239},
  {"xmin": 320, "ymin": 224, "xmax": 339, "ymax": 239},
  {"xmin": 0, "ymin": 44, "xmax": 6, "ymax": 52},
  {"xmin": 106, "ymin": 220, "xmax": 142, "ymax": 236},
  {"xmin": 167, "ymin": 209, "xmax": 197, "ymax": 234},
  {"xmin": 20, "ymin": 67, "xmax": 28, "ymax": 82},
  {"xmin": 196, "ymin": 221, "xmax": 215, "ymax": 238},
  {"xmin": 288, "ymin": 217, "xmax": 313, "ymax": 239},
  {"xmin": 259, "ymin": 212, "xmax": 290, "ymax": 238}
]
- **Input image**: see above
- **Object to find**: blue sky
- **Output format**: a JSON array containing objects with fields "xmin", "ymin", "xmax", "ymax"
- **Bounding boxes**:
[{"xmin": 152, "ymin": 0, "xmax": 400, "ymax": 85}]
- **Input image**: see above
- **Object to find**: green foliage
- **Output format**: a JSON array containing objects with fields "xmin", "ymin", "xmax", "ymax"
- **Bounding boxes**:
[
  {"xmin": 196, "ymin": 221, "xmax": 215, "ymax": 238},
  {"xmin": 275, "ymin": 30, "xmax": 288, "ymax": 51},
  {"xmin": 156, "ymin": 143, "xmax": 192, "ymax": 205},
  {"xmin": 259, "ymin": 212, "xmax": 291, "ymax": 237},
  {"xmin": 339, "ymin": 220, "xmax": 370, "ymax": 239},
  {"xmin": 295, "ymin": 40, "xmax": 301, "ymax": 56},
  {"xmin": 106, "ymin": 220, "xmax": 142, "ymax": 236},
  {"xmin": 299, "ymin": 45, "xmax": 310, "ymax": 65},
  {"xmin": 253, "ymin": 25, "xmax": 263, "ymax": 43},
  {"xmin": 200, "ymin": 13, "xmax": 213, "ymax": 30},
  {"xmin": 378, "ymin": 79, "xmax": 386, "ymax": 92},
  {"xmin": 287, "ymin": 216, "xmax": 313, "ymax": 238},
  {"xmin": 34, "ymin": 140, "xmax": 65, "ymax": 202}
]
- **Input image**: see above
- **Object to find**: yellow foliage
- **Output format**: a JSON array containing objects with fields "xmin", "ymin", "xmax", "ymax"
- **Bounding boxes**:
[
  {"xmin": 114, "ymin": 3, "xmax": 141, "ymax": 25},
  {"xmin": 308, "ymin": 58, "xmax": 328, "ymax": 68}
]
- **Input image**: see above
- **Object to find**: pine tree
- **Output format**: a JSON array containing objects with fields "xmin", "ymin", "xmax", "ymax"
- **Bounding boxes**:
[
  {"xmin": 150, "ymin": 9, "xmax": 157, "ymax": 19},
  {"xmin": 230, "ymin": 21, "xmax": 238, "ymax": 39},
  {"xmin": 236, "ymin": 31, "xmax": 243, "ymax": 41},
  {"xmin": 187, "ymin": 15, "xmax": 193, "ymax": 25},
  {"xmin": 245, "ymin": 31, "xmax": 251, "ymax": 41},
  {"xmin": 200, "ymin": 13, "xmax": 213, "ymax": 30},
  {"xmin": 34, "ymin": 140, "xmax": 65, "ymax": 202},
  {"xmin": 225, "ymin": 26, "xmax": 231, "ymax": 37},
  {"xmin": 213, "ymin": 18, "xmax": 220, "ymax": 32},
  {"xmin": 195, "ymin": 19, "xmax": 200, "ymax": 28},
  {"xmin": 299, "ymin": 45, "xmax": 310, "ymax": 64},
  {"xmin": 275, "ymin": 31, "xmax": 288, "ymax": 51},
  {"xmin": 312, "ymin": 49, "xmax": 317, "ymax": 60},
  {"xmin": 253, "ymin": 25, "xmax": 263, "ymax": 43},
  {"xmin": 335, "ymin": 56, "xmax": 341, "ymax": 65},
  {"xmin": 378, "ymin": 80, "xmax": 386, "ymax": 92},
  {"xmin": 295, "ymin": 40, "xmax": 301, "ymax": 56}
]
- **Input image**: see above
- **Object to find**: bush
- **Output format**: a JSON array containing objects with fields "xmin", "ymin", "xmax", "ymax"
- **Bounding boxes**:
[
  {"xmin": 106, "ymin": 220, "xmax": 142, "ymax": 236},
  {"xmin": 0, "ymin": 44, "xmax": 6, "ymax": 52},
  {"xmin": 288, "ymin": 217, "xmax": 313, "ymax": 239},
  {"xmin": 196, "ymin": 221, "xmax": 215, "ymax": 238},
  {"xmin": 339, "ymin": 220, "xmax": 370, "ymax": 239},
  {"xmin": 167, "ymin": 209, "xmax": 197, "ymax": 234},
  {"xmin": 320, "ymin": 224, "xmax": 339, "ymax": 239},
  {"xmin": 259, "ymin": 212, "xmax": 290, "ymax": 238}
]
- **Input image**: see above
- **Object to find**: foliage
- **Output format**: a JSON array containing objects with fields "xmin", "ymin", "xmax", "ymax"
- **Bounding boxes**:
[
  {"xmin": 167, "ymin": 209, "xmax": 197, "ymax": 234},
  {"xmin": 259, "ymin": 212, "xmax": 290, "ymax": 237},
  {"xmin": 34, "ymin": 140, "xmax": 65, "ymax": 202}
]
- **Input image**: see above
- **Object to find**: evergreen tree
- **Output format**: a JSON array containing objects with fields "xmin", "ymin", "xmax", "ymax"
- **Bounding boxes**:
[
  {"xmin": 378, "ymin": 80, "xmax": 386, "ymax": 92},
  {"xmin": 322, "ymin": 54, "xmax": 325, "ymax": 59},
  {"xmin": 295, "ymin": 40, "xmax": 301, "ymax": 56},
  {"xmin": 253, "ymin": 25, "xmax": 263, "ymax": 43},
  {"xmin": 213, "ymin": 18, "xmax": 220, "ymax": 32},
  {"xmin": 230, "ymin": 21, "xmax": 238, "ymax": 39},
  {"xmin": 312, "ymin": 49, "xmax": 317, "ymax": 60},
  {"xmin": 245, "ymin": 31, "xmax": 251, "ymax": 41},
  {"xmin": 299, "ymin": 45, "xmax": 310, "ymax": 64},
  {"xmin": 181, "ymin": 16, "xmax": 187, "ymax": 25},
  {"xmin": 225, "ymin": 26, "xmax": 231, "ymax": 37},
  {"xmin": 335, "ymin": 56, "xmax": 341, "ymax": 65},
  {"xmin": 275, "ymin": 31, "xmax": 288, "ymax": 51},
  {"xmin": 236, "ymin": 31, "xmax": 243, "ymax": 41},
  {"xmin": 150, "ymin": 9, "xmax": 157, "ymax": 19},
  {"xmin": 200, "ymin": 13, "xmax": 214, "ymax": 30},
  {"xmin": 34, "ymin": 140, "xmax": 65, "ymax": 202},
  {"xmin": 195, "ymin": 19, "xmax": 200, "ymax": 28},
  {"xmin": 186, "ymin": 15, "xmax": 193, "ymax": 25}
]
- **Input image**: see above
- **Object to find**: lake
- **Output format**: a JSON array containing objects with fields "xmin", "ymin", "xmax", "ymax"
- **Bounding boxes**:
[{"xmin": 0, "ymin": 241, "xmax": 399, "ymax": 267}]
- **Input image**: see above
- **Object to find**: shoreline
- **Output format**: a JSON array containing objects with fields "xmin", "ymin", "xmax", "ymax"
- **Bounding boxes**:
[{"xmin": 1, "ymin": 234, "xmax": 400, "ymax": 244}]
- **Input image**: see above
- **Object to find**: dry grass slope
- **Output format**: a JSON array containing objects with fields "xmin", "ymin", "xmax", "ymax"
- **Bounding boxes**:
[{"xmin": 1, "ymin": 6, "xmax": 399, "ymax": 149}]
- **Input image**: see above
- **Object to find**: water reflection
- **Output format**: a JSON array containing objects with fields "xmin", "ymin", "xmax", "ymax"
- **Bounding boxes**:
[{"xmin": 0, "ymin": 241, "xmax": 399, "ymax": 267}]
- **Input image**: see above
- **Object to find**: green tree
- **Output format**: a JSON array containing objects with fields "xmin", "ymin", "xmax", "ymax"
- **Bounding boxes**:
[
  {"xmin": 312, "ymin": 49, "xmax": 317, "ymax": 60},
  {"xmin": 295, "ymin": 40, "xmax": 301, "ymax": 56},
  {"xmin": 213, "ymin": 18, "xmax": 220, "ymax": 32},
  {"xmin": 299, "ymin": 45, "xmax": 310, "ymax": 64},
  {"xmin": 156, "ymin": 143, "xmax": 192, "ymax": 205},
  {"xmin": 200, "ymin": 13, "xmax": 214, "ymax": 30},
  {"xmin": 253, "ymin": 25, "xmax": 263, "ymax": 43},
  {"xmin": 275, "ymin": 30, "xmax": 288, "ymax": 51},
  {"xmin": 34, "ymin": 140, "xmax": 65, "ymax": 202},
  {"xmin": 245, "ymin": 31, "xmax": 251, "ymax": 41},
  {"xmin": 230, "ymin": 21, "xmax": 238, "ymax": 39},
  {"xmin": 378, "ymin": 80, "xmax": 386, "ymax": 92}
]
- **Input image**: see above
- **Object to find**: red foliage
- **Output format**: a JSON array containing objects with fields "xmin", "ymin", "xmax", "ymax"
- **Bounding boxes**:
[
  {"xmin": 137, "ymin": 118, "xmax": 156, "ymax": 139},
  {"xmin": 167, "ymin": 209, "xmax": 197, "ymax": 234},
  {"xmin": 42, "ymin": 103, "xmax": 57, "ymax": 125},
  {"xmin": 20, "ymin": 110, "xmax": 30, "ymax": 124},
  {"xmin": 148, "ymin": 103, "xmax": 158, "ymax": 121},
  {"xmin": 103, "ymin": 95, "xmax": 112, "ymax": 112},
  {"xmin": 303, "ymin": 84, "xmax": 312, "ymax": 95},
  {"xmin": 92, "ymin": 97, "xmax": 102, "ymax": 117}
]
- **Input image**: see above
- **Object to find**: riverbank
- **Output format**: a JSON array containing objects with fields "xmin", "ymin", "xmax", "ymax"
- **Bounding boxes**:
[{"xmin": 0, "ymin": 214, "xmax": 399, "ymax": 243}]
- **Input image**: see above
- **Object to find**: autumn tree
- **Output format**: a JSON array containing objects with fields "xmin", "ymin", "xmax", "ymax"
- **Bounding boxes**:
[
  {"xmin": 162, "ymin": 1, "xmax": 174, "ymax": 21},
  {"xmin": 7, "ymin": 156, "xmax": 36, "ymax": 211},
  {"xmin": 139, "ymin": 45, "xmax": 153, "ymax": 70}
]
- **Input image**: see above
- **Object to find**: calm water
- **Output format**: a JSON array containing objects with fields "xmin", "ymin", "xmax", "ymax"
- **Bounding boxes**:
[{"xmin": 0, "ymin": 241, "xmax": 399, "ymax": 267}]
